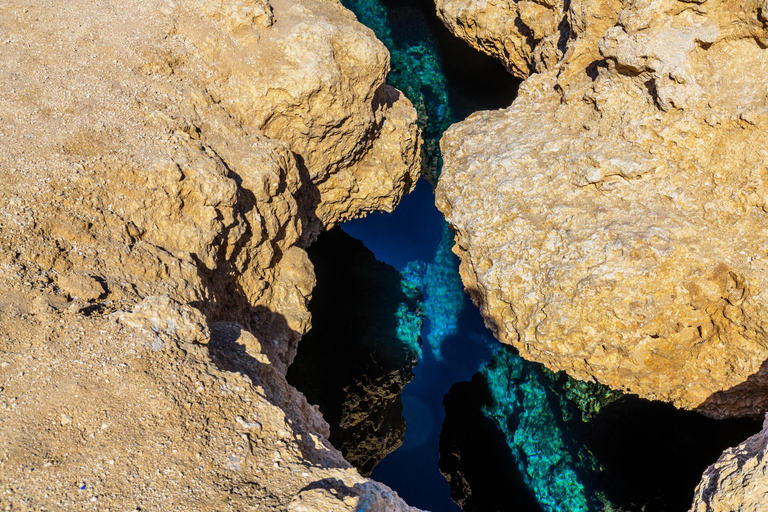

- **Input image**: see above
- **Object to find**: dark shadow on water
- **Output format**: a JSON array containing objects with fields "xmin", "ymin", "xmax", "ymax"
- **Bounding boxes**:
[
  {"xmin": 580, "ymin": 395, "xmax": 761, "ymax": 511},
  {"xmin": 441, "ymin": 377, "xmax": 543, "ymax": 512},
  {"xmin": 287, "ymin": 227, "xmax": 422, "ymax": 476},
  {"xmin": 370, "ymin": 293, "xmax": 497, "ymax": 512},
  {"xmin": 438, "ymin": 343, "xmax": 764, "ymax": 512}
]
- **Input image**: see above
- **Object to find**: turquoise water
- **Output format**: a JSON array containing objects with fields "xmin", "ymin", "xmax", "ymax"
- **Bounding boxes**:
[
  {"xmin": 339, "ymin": 0, "xmax": 605, "ymax": 509},
  {"xmin": 324, "ymin": 1, "xmax": 764, "ymax": 510}
]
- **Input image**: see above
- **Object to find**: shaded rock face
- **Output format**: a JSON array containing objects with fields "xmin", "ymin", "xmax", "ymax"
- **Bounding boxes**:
[
  {"xmin": 690, "ymin": 414, "xmax": 768, "ymax": 512},
  {"xmin": 287, "ymin": 227, "xmax": 422, "ymax": 476},
  {"xmin": 439, "ymin": 346, "xmax": 761, "ymax": 512},
  {"xmin": 435, "ymin": 0, "xmax": 768, "ymax": 418},
  {"xmin": 0, "ymin": 0, "xmax": 423, "ymax": 510},
  {"xmin": 434, "ymin": 0, "xmax": 567, "ymax": 79}
]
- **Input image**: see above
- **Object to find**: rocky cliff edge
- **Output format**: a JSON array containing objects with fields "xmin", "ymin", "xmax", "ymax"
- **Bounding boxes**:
[{"xmin": 0, "ymin": 0, "xmax": 423, "ymax": 509}]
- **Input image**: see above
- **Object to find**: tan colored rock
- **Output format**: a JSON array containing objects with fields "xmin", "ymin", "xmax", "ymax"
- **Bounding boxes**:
[
  {"xmin": 690, "ymin": 414, "xmax": 768, "ymax": 511},
  {"xmin": 57, "ymin": 273, "xmax": 107, "ymax": 302},
  {"xmin": 0, "ymin": 0, "xmax": 422, "ymax": 509},
  {"xmin": 436, "ymin": 0, "xmax": 768, "ymax": 417},
  {"xmin": 113, "ymin": 295, "xmax": 211, "ymax": 346},
  {"xmin": 434, "ymin": 0, "xmax": 566, "ymax": 78}
]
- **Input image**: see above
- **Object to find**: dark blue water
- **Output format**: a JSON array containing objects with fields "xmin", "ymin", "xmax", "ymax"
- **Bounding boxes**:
[
  {"xmin": 327, "ymin": 1, "xmax": 764, "ymax": 511},
  {"xmin": 344, "ymin": 179, "xmax": 498, "ymax": 512}
]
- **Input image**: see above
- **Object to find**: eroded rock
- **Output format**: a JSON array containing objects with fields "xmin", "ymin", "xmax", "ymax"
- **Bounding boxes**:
[
  {"xmin": 436, "ymin": 0, "xmax": 768, "ymax": 417},
  {"xmin": 0, "ymin": 0, "xmax": 422, "ymax": 509},
  {"xmin": 690, "ymin": 414, "xmax": 768, "ymax": 511},
  {"xmin": 434, "ymin": 0, "xmax": 567, "ymax": 78}
]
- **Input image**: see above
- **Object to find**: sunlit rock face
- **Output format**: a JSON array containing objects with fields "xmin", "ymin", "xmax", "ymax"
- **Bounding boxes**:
[
  {"xmin": 436, "ymin": 0, "xmax": 768, "ymax": 418},
  {"xmin": 691, "ymin": 414, "xmax": 768, "ymax": 512},
  {"xmin": 434, "ymin": 0, "xmax": 565, "ymax": 79},
  {"xmin": 0, "ymin": 0, "xmax": 423, "ymax": 509},
  {"xmin": 287, "ymin": 228, "xmax": 422, "ymax": 476}
]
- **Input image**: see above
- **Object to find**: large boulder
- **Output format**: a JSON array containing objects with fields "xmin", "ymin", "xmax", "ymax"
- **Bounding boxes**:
[
  {"xmin": 436, "ymin": 0, "xmax": 768, "ymax": 418},
  {"xmin": 0, "ymin": 0, "xmax": 422, "ymax": 509}
]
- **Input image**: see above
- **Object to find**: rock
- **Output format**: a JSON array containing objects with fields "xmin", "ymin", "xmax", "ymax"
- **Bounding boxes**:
[
  {"xmin": 690, "ymin": 414, "xmax": 768, "ymax": 512},
  {"xmin": 435, "ymin": 0, "xmax": 768, "ymax": 417},
  {"xmin": 57, "ymin": 273, "xmax": 106, "ymax": 302},
  {"xmin": 0, "ymin": 0, "xmax": 421, "ymax": 509},
  {"xmin": 434, "ymin": 0, "xmax": 565, "ymax": 78},
  {"xmin": 114, "ymin": 295, "xmax": 211, "ymax": 346}
]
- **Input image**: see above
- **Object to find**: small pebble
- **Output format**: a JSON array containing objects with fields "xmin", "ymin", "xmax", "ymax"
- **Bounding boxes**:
[{"xmin": 60, "ymin": 414, "xmax": 73, "ymax": 425}]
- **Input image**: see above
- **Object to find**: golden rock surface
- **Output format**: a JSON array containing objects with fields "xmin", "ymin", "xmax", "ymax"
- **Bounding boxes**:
[
  {"xmin": 0, "ymin": 0, "xmax": 421, "ymax": 509},
  {"xmin": 436, "ymin": 0, "xmax": 768, "ymax": 418},
  {"xmin": 434, "ymin": 0, "xmax": 565, "ymax": 78}
]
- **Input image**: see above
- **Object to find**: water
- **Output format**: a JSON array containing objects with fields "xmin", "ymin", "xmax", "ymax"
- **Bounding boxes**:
[
  {"xmin": 344, "ymin": 180, "xmax": 498, "ymax": 512},
  {"xmin": 291, "ymin": 0, "xmax": 764, "ymax": 510}
]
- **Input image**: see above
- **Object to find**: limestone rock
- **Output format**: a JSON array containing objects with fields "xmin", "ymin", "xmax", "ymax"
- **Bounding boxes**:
[
  {"xmin": 0, "ymin": 0, "xmax": 421, "ymax": 509},
  {"xmin": 690, "ymin": 414, "xmax": 768, "ymax": 511},
  {"xmin": 436, "ymin": 0, "xmax": 768, "ymax": 417},
  {"xmin": 114, "ymin": 295, "xmax": 211, "ymax": 346},
  {"xmin": 57, "ymin": 273, "xmax": 107, "ymax": 302},
  {"xmin": 434, "ymin": 0, "xmax": 566, "ymax": 78}
]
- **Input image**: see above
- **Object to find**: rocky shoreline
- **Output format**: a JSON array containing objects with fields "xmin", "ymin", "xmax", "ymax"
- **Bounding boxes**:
[{"xmin": 3, "ymin": 0, "xmax": 768, "ymax": 509}]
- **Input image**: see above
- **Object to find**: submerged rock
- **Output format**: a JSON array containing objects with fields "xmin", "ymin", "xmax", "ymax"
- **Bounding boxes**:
[
  {"xmin": 436, "ymin": 0, "xmax": 768, "ymax": 419},
  {"xmin": 440, "ymin": 345, "xmax": 761, "ymax": 512}
]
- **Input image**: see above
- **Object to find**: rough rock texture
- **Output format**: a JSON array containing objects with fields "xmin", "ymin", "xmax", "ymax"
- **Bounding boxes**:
[
  {"xmin": 0, "ymin": 0, "xmax": 422, "ymax": 509},
  {"xmin": 435, "ymin": 0, "xmax": 768, "ymax": 418},
  {"xmin": 434, "ymin": 0, "xmax": 567, "ymax": 78},
  {"xmin": 690, "ymin": 414, "xmax": 768, "ymax": 511}
]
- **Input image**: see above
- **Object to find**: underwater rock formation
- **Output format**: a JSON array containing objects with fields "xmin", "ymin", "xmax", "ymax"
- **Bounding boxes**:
[
  {"xmin": 440, "ymin": 346, "xmax": 762, "ymax": 512},
  {"xmin": 0, "ymin": 0, "xmax": 423, "ymax": 509},
  {"xmin": 435, "ymin": 0, "xmax": 768, "ymax": 419},
  {"xmin": 287, "ymin": 228, "xmax": 421, "ymax": 476}
]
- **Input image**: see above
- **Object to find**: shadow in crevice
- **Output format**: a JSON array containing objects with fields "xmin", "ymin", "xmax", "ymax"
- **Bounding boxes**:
[
  {"xmin": 697, "ymin": 356, "xmax": 768, "ymax": 420},
  {"xmin": 299, "ymin": 477, "xmax": 358, "ymax": 498},
  {"xmin": 287, "ymin": 227, "xmax": 422, "ymax": 476},
  {"xmin": 207, "ymin": 320, "xmax": 351, "ymax": 470},
  {"xmin": 439, "ymin": 344, "xmax": 763, "ymax": 512}
]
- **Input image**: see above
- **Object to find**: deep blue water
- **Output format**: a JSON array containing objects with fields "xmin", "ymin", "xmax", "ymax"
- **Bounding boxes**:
[
  {"xmin": 318, "ymin": 1, "xmax": 764, "ymax": 511},
  {"xmin": 345, "ymin": 179, "xmax": 498, "ymax": 512}
]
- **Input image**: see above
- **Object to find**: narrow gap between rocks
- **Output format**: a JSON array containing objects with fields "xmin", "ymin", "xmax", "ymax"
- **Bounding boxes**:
[{"xmin": 287, "ymin": 1, "xmax": 763, "ymax": 511}]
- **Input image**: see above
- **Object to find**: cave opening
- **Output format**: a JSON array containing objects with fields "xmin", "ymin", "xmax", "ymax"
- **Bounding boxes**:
[{"xmin": 287, "ymin": 1, "xmax": 763, "ymax": 511}]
